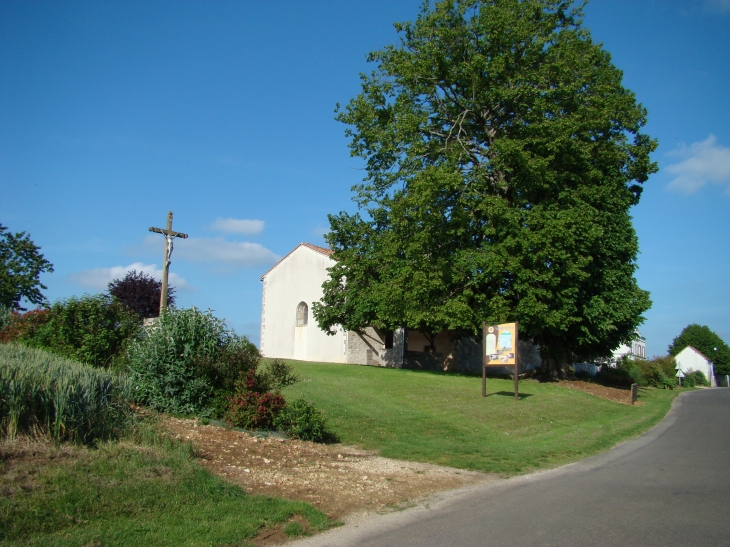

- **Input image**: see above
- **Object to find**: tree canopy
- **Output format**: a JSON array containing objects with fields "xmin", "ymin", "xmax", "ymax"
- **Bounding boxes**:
[
  {"xmin": 107, "ymin": 270, "xmax": 175, "ymax": 318},
  {"xmin": 0, "ymin": 224, "xmax": 54, "ymax": 311},
  {"xmin": 669, "ymin": 324, "xmax": 730, "ymax": 376},
  {"xmin": 313, "ymin": 0, "xmax": 656, "ymax": 376}
]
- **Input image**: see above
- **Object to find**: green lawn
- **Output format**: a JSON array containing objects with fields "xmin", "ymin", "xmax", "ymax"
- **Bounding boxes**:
[
  {"xmin": 281, "ymin": 361, "xmax": 682, "ymax": 475},
  {"xmin": 0, "ymin": 420, "xmax": 333, "ymax": 547}
]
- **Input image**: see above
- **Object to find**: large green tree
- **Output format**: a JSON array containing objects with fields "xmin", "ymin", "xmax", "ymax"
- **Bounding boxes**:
[
  {"xmin": 669, "ymin": 324, "xmax": 730, "ymax": 376},
  {"xmin": 313, "ymin": 0, "xmax": 656, "ymax": 377},
  {"xmin": 0, "ymin": 224, "xmax": 54, "ymax": 310}
]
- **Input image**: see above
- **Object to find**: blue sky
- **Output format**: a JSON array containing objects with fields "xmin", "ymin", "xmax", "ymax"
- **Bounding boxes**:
[{"xmin": 1, "ymin": 0, "xmax": 728, "ymax": 357}]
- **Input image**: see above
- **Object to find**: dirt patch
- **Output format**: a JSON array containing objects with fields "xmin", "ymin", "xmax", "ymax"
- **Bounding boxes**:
[
  {"xmin": 558, "ymin": 380, "xmax": 636, "ymax": 404},
  {"xmin": 163, "ymin": 417, "xmax": 493, "ymax": 526},
  {"xmin": 0, "ymin": 437, "xmax": 82, "ymax": 499}
]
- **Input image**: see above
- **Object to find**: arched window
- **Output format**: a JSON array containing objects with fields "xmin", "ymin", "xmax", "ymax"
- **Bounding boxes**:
[{"xmin": 296, "ymin": 302, "xmax": 308, "ymax": 327}]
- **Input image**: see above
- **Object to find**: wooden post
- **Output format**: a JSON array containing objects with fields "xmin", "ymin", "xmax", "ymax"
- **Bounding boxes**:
[
  {"xmin": 514, "ymin": 322, "xmax": 520, "ymax": 401},
  {"xmin": 482, "ymin": 323, "xmax": 488, "ymax": 397},
  {"xmin": 159, "ymin": 212, "xmax": 172, "ymax": 312},
  {"xmin": 482, "ymin": 362, "xmax": 487, "ymax": 398},
  {"xmin": 149, "ymin": 211, "xmax": 188, "ymax": 315}
]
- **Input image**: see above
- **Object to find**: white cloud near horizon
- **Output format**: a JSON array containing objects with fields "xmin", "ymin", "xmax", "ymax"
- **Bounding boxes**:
[
  {"xmin": 137, "ymin": 234, "xmax": 280, "ymax": 269},
  {"xmin": 665, "ymin": 135, "xmax": 730, "ymax": 194},
  {"xmin": 210, "ymin": 218, "xmax": 264, "ymax": 235},
  {"xmin": 174, "ymin": 237, "xmax": 280, "ymax": 267},
  {"xmin": 69, "ymin": 262, "xmax": 194, "ymax": 291}
]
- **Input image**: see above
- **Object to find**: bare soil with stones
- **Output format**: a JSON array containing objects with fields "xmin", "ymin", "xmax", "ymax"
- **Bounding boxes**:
[
  {"xmin": 558, "ymin": 380, "xmax": 638, "ymax": 404},
  {"xmin": 163, "ymin": 417, "xmax": 492, "ymax": 526}
]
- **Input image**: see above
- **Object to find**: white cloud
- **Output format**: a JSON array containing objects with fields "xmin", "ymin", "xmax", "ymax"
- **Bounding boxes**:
[
  {"xmin": 69, "ymin": 262, "xmax": 193, "ymax": 291},
  {"xmin": 665, "ymin": 135, "xmax": 730, "ymax": 194},
  {"xmin": 175, "ymin": 237, "xmax": 280, "ymax": 267},
  {"xmin": 210, "ymin": 218, "xmax": 264, "ymax": 235},
  {"xmin": 137, "ymin": 234, "xmax": 280, "ymax": 269}
]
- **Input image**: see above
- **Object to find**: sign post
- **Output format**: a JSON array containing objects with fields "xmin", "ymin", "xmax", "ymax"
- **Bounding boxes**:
[
  {"xmin": 482, "ymin": 322, "xmax": 519, "ymax": 400},
  {"xmin": 674, "ymin": 360, "xmax": 684, "ymax": 388}
]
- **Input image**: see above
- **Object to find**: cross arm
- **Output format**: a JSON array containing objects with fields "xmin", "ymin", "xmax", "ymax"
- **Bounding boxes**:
[{"xmin": 149, "ymin": 227, "xmax": 189, "ymax": 239}]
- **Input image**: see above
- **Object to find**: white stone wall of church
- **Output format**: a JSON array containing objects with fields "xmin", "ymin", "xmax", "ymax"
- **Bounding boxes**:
[
  {"xmin": 346, "ymin": 327, "xmax": 404, "ymax": 367},
  {"xmin": 260, "ymin": 246, "xmax": 345, "ymax": 363}
]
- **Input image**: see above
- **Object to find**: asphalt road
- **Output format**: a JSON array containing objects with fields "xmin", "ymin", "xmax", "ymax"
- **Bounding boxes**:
[{"xmin": 294, "ymin": 389, "xmax": 730, "ymax": 547}]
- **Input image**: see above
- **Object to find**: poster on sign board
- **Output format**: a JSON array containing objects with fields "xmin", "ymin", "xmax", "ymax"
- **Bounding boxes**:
[
  {"xmin": 482, "ymin": 321, "xmax": 520, "ymax": 400},
  {"xmin": 483, "ymin": 322, "xmax": 518, "ymax": 366}
]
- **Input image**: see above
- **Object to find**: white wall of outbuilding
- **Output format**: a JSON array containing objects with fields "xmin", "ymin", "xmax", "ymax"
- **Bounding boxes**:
[{"xmin": 675, "ymin": 346, "xmax": 716, "ymax": 387}]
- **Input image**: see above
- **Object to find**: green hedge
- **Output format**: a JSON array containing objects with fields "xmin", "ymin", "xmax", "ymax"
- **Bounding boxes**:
[{"xmin": 1, "ymin": 295, "xmax": 141, "ymax": 368}]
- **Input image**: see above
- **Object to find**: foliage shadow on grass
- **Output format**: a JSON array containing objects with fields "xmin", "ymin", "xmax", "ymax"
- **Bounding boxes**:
[{"xmin": 483, "ymin": 391, "xmax": 533, "ymax": 400}]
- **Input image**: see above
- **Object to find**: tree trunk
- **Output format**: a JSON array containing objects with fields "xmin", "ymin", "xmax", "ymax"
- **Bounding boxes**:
[{"xmin": 537, "ymin": 344, "xmax": 574, "ymax": 381}]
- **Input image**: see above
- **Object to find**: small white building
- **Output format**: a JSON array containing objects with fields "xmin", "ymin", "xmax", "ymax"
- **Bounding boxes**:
[
  {"xmin": 612, "ymin": 331, "xmax": 646, "ymax": 363},
  {"xmin": 259, "ymin": 243, "xmax": 405, "ymax": 365},
  {"xmin": 675, "ymin": 346, "xmax": 716, "ymax": 387}
]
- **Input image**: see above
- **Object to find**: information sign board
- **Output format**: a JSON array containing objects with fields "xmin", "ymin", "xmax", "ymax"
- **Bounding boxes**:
[
  {"xmin": 483, "ymin": 322, "xmax": 517, "ymax": 366},
  {"xmin": 482, "ymin": 321, "xmax": 520, "ymax": 400}
]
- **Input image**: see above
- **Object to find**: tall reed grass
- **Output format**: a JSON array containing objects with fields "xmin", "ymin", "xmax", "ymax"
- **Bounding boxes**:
[{"xmin": 0, "ymin": 344, "xmax": 131, "ymax": 443}]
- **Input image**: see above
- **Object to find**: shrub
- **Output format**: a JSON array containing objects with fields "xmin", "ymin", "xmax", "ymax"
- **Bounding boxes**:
[
  {"xmin": 275, "ymin": 397, "xmax": 334, "ymax": 442},
  {"xmin": 633, "ymin": 358, "xmax": 677, "ymax": 389},
  {"xmin": 259, "ymin": 358, "xmax": 299, "ymax": 391},
  {"xmin": 192, "ymin": 336, "xmax": 262, "ymax": 393},
  {"xmin": 687, "ymin": 370, "xmax": 709, "ymax": 387},
  {"xmin": 681, "ymin": 372, "xmax": 696, "ymax": 388},
  {"xmin": 127, "ymin": 307, "xmax": 260, "ymax": 415},
  {"xmin": 225, "ymin": 377, "xmax": 287, "ymax": 430},
  {"xmin": 0, "ymin": 304, "xmax": 11, "ymax": 331},
  {"xmin": 3, "ymin": 295, "xmax": 141, "ymax": 368},
  {"xmin": 222, "ymin": 360, "xmax": 300, "ymax": 429},
  {"xmin": 0, "ymin": 308, "xmax": 51, "ymax": 344},
  {"xmin": 107, "ymin": 270, "xmax": 175, "ymax": 318},
  {"xmin": 0, "ymin": 344, "xmax": 131, "ymax": 442},
  {"xmin": 597, "ymin": 357, "xmax": 642, "ymax": 387},
  {"xmin": 646, "ymin": 355, "xmax": 678, "ymax": 377},
  {"xmin": 596, "ymin": 357, "xmax": 681, "ymax": 389},
  {"xmin": 680, "ymin": 370, "xmax": 709, "ymax": 388}
]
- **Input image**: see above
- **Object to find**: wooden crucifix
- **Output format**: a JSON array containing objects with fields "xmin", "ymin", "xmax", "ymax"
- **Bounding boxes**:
[{"xmin": 149, "ymin": 211, "xmax": 188, "ymax": 314}]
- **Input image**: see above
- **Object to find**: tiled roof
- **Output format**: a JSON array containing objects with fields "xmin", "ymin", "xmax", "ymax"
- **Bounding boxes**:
[
  {"xmin": 260, "ymin": 242, "xmax": 334, "ymax": 280},
  {"xmin": 301, "ymin": 242, "xmax": 334, "ymax": 256}
]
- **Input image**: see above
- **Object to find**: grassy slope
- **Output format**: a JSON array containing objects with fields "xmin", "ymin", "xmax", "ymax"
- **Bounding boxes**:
[
  {"xmin": 0, "ymin": 422, "xmax": 332, "ymax": 547},
  {"xmin": 281, "ymin": 362, "xmax": 680, "ymax": 475}
]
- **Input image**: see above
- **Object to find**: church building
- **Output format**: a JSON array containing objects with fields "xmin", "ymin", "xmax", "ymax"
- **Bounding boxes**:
[{"xmin": 259, "ymin": 243, "xmax": 406, "ymax": 366}]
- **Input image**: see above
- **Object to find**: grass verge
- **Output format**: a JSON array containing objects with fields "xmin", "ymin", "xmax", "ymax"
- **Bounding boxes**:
[
  {"xmin": 0, "ymin": 418, "xmax": 333, "ymax": 547},
  {"xmin": 280, "ymin": 361, "xmax": 682, "ymax": 475}
]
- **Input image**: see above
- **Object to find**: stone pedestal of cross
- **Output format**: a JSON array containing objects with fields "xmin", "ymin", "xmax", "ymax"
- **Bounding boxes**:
[{"xmin": 149, "ymin": 211, "xmax": 188, "ymax": 314}]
